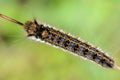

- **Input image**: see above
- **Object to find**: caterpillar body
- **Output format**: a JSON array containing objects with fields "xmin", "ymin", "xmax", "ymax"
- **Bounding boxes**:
[{"xmin": 0, "ymin": 14, "xmax": 120, "ymax": 70}]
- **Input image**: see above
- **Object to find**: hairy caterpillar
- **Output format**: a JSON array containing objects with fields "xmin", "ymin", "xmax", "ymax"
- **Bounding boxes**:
[{"xmin": 0, "ymin": 13, "xmax": 120, "ymax": 70}]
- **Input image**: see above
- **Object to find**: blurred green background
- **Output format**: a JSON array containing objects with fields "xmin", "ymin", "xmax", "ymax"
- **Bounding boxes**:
[{"xmin": 0, "ymin": 0, "xmax": 120, "ymax": 80}]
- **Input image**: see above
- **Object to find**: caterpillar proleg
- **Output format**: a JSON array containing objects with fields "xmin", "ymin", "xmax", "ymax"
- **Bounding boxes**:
[{"xmin": 0, "ymin": 13, "xmax": 120, "ymax": 70}]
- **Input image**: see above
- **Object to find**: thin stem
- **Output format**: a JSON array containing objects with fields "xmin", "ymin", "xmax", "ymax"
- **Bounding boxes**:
[
  {"xmin": 114, "ymin": 64, "xmax": 120, "ymax": 70},
  {"xmin": 0, "ymin": 14, "xmax": 24, "ymax": 26}
]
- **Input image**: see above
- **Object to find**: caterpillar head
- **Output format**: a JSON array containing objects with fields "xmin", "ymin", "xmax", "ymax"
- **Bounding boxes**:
[{"xmin": 24, "ymin": 19, "xmax": 39, "ymax": 37}]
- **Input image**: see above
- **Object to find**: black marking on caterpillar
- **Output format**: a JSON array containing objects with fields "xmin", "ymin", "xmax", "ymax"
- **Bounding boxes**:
[{"xmin": 0, "ymin": 13, "xmax": 120, "ymax": 70}]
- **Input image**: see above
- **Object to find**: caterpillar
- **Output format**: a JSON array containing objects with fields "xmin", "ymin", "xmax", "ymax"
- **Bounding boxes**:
[{"xmin": 0, "ymin": 13, "xmax": 120, "ymax": 70}]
